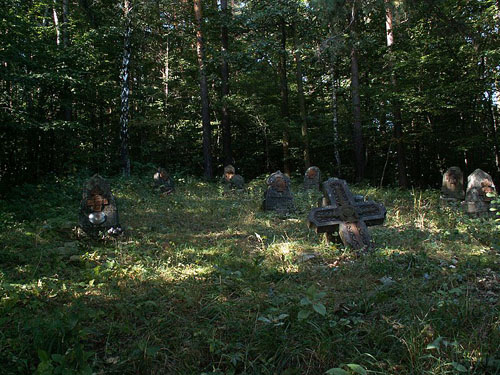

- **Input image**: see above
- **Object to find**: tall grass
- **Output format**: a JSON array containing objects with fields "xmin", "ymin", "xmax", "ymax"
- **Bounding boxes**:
[{"xmin": 0, "ymin": 176, "xmax": 499, "ymax": 374}]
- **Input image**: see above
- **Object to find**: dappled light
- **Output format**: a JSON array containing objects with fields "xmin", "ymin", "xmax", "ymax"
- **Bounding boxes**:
[{"xmin": 1, "ymin": 176, "xmax": 498, "ymax": 374}]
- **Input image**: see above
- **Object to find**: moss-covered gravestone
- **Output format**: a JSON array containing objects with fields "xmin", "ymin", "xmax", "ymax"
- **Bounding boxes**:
[
  {"xmin": 222, "ymin": 164, "xmax": 245, "ymax": 192},
  {"xmin": 154, "ymin": 167, "xmax": 175, "ymax": 194},
  {"xmin": 263, "ymin": 171, "xmax": 295, "ymax": 213},
  {"xmin": 463, "ymin": 169, "xmax": 497, "ymax": 217},
  {"xmin": 303, "ymin": 166, "xmax": 321, "ymax": 190},
  {"xmin": 440, "ymin": 166, "xmax": 464, "ymax": 203},
  {"xmin": 79, "ymin": 175, "xmax": 121, "ymax": 235}
]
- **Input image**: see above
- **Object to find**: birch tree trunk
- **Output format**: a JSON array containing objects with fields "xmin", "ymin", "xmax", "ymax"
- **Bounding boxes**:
[
  {"xmin": 120, "ymin": 0, "xmax": 132, "ymax": 177},
  {"xmin": 52, "ymin": 0, "xmax": 60, "ymax": 46},
  {"xmin": 385, "ymin": 0, "xmax": 408, "ymax": 187},
  {"xmin": 194, "ymin": 0, "xmax": 213, "ymax": 179}
]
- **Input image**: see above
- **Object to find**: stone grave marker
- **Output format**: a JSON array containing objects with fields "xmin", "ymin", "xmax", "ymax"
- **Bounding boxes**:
[
  {"xmin": 308, "ymin": 178, "xmax": 386, "ymax": 250},
  {"xmin": 154, "ymin": 167, "xmax": 175, "ymax": 194},
  {"xmin": 79, "ymin": 174, "xmax": 121, "ymax": 235},
  {"xmin": 222, "ymin": 164, "xmax": 245, "ymax": 192},
  {"xmin": 440, "ymin": 166, "xmax": 464, "ymax": 203},
  {"xmin": 304, "ymin": 166, "xmax": 321, "ymax": 190},
  {"xmin": 463, "ymin": 169, "xmax": 497, "ymax": 217},
  {"xmin": 263, "ymin": 171, "xmax": 295, "ymax": 213}
]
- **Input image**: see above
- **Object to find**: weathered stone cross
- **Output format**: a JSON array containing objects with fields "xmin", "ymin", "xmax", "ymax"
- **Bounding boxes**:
[{"xmin": 308, "ymin": 178, "xmax": 386, "ymax": 250}]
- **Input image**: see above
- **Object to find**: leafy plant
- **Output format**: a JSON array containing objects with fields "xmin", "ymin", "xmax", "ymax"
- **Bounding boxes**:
[
  {"xmin": 326, "ymin": 363, "xmax": 367, "ymax": 375},
  {"xmin": 298, "ymin": 285, "xmax": 327, "ymax": 321}
]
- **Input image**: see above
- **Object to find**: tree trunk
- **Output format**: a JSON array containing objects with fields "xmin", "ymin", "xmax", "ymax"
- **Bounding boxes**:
[
  {"xmin": 489, "ymin": 93, "xmax": 500, "ymax": 172},
  {"xmin": 164, "ymin": 35, "xmax": 169, "ymax": 107},
  {"xmin": 194, "ymin": 0, "xmax": 213, "ymax": 179},
  {"xmin": 52, "ymin": 1, "xmax": 60, "ymax": 45},
  {"xmin": 278, "ymin": 17, "xmax": 291, "ymax": 176},
  {"xmin": 331, "ymin": 63, "xmax": 342, "ymax": 175},
  {"xmin": 120, "ymin": 0, "xmax": 132, "ymax": 177},
  {"xmin": 385, "ymin": 0, "xmax": 408, "ymax": 187},
  {"xmin": 292, "ymin": 23, "xmax": 310, "ymax": 170},
  {"xmin": 221, "ymin": 0, "xmax": 232, "ymax": 166},
  {"xmin": 350, "ymin": 3, "xmax": 365, "ymax": 182},
  {"xmin": 62, "ymin": 0, "xmax": 69, "ymax": 47},
  {"xmin": 350, "ymin": 46, "xmax": 365, "ymax": 182},
  {"xmin": 62, "ymin": 0, "xmax": 71, "ymax": 121}
]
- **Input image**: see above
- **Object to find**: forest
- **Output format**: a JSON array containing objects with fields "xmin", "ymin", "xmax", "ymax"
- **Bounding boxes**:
[
  {"xmin": 1, "ymin": 1, "xmax": 500, "ymax": 375},
  {"xmin": 1, "ymin": 0, "xmax": 499, "ymax": 187}
]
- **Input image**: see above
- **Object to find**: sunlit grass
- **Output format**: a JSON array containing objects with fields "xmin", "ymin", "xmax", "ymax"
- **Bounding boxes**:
[{"xmin": 0, "ymin": 176, "xmax": 499, "ymax": 374}]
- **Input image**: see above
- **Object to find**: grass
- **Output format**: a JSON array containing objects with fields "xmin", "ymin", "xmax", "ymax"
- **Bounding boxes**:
[{"xmin": 0, "ymin": 175, "xmax": 499, "ymax": 374}]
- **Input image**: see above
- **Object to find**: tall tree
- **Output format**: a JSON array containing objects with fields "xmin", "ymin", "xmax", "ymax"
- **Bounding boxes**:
[
  {"xmin": 278, "ymin": 15, "xmax": 291, "ymax": 176},
  {"xmin": 220, "ymin": 0, "xmax": 232, "ymax": 166},
  {"xmin": 292, "ymin": 22, "xmax": 310, "ymax": 169},
  {"xmin": 120, "ymin": 0, "xmax": 132, "ymax": 177},
  {"xmin": 385, "ymin": 0, "xmax": 407, "ymax": 187},
  {"xmin": 62, "ymin": 0, "xmax": 71, "ymax": 121},
  {"xmin": 194, "ymin": 0, "xmax": 213, "ymax": 179},
  {"xmin": 330, "ymin": 61, "xmax": 342, "ymax": 175},
  {"xmin": 350, "ymin": 2, "xmax": 365, "ymax": 182}
]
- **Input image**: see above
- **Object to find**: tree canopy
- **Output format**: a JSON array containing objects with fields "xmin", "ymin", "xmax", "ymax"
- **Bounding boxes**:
[{"xmin": 1, "ymin": 0, "xmax": 499, "ymax": 188}]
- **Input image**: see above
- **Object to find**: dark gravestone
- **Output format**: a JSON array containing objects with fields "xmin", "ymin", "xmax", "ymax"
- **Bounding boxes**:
[
  {"xmin": 308, "ymin": 178, "xmax": 386, "ymax": 250},
  {"xmin": 440, "ymin": 166, "xmax": 464, "ymax": 202},
  {"xmin": 263, "ymin": 171, "xmax": 295, "ymax": 213},
  {"xmin": 304, "ymin": 166, "xmax": 321, "ymax": 190},
  {"xmin": 222, "ymin": 164, "xmax": 245, "ymax": 192},
  {"xmin": 154, "ymin": 167, "xmax": 175, "ymax": 194},
  {"xmin": 79, "ymin": 175, "xmax": 121, "ymax": 235},
  {"xmin": 463, "ymin": 169, "xmax": 497, "ymax": 217}
]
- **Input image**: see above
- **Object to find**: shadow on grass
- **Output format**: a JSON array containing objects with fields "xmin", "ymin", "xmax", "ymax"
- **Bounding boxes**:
[{"xmin": 1, "ymin": 177, "xmax": 499, "ymax": 374}]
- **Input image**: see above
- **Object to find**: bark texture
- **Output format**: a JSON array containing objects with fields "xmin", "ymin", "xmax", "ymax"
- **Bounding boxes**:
[
  {"xmin": 194, "ymin": 0, "xmax": 213, "ymax": 179},
  {"xmin": 120, "ymin": 0, "xmax": 132, "ymax": 177}
]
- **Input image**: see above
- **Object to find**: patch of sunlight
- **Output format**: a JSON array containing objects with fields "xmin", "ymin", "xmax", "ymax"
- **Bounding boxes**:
[
  {"xmin": 268, "ymin": 240, "xmax": 304, "ymax": 256},
  {"xmin": 168, "ymin": 265, "xmax": 213, "ymax": 279},
  {"xmin": 377, "ymin": 247, "xmax": 407, "ymax": 256}
]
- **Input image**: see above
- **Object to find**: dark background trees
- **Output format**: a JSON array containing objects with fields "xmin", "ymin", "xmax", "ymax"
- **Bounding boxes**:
[{"xmin": 1, "ymin": 0, "xmax": 499, "ymax": 190}]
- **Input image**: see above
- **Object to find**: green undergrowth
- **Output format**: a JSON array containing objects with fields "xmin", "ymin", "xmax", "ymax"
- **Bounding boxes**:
[{"xmin": 1, "ymin": 176, "xmax": 499, "ymax": 374}]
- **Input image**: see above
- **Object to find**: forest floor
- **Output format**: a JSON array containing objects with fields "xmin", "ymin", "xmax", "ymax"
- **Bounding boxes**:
[{"xmin": 1, "ymin": 175, "xmax": 499, "ymax": 375}]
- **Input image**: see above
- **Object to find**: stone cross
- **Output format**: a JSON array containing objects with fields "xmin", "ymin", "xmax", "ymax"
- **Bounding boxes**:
[
  {"xmin": 304, "ymin": 166, "xmax": 321, "ymax": 190},
  {"xmin": 308, "ymin": 178, "xmax": 386, "ymax": 250},
  {"xmin": 263, "ymin": 171, "xmax": 295, "ymax": 213}
]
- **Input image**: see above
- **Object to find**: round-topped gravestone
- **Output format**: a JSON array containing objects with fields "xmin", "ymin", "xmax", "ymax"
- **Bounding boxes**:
[
  {"xmin": 263, "ymin": 171, "xmax": 295, "ymax": 213},
  {"xmin": 303, "ymin": 166, "xmax": 321, "ymax": 190},
  {"xmin": 222, "ymin": 164, "xmax": 245, "ymax": 192},
  {"xmin": 79, "ymin": 174, "xmax": 121, "ymax": 236},
  {"xmin": 463, "ymin": 169, "xmax": 497, "ymax": 217},
  {"xmin": 440, "ymin": 166, "xmax": 464, "ymax": 202},
  {"xmin": 153, "ymin": 167, "xmax": 175, "ymax": 194}
]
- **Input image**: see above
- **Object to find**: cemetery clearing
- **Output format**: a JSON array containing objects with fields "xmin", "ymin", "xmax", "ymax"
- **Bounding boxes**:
[{"xmin": 0, "ymin": 175, "xmax": 499, "ymax": 375}]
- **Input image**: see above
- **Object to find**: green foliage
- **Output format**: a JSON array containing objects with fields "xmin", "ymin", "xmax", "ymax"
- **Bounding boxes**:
[
  {"xmin": 298, "ymin": 285, "xmax": 327, "ymax": 321},
  {"xmin": 488, "ymin": 192, "xmax": 500, "ymax": 228},
  {"xmin": 1, "ymin": 0, "xmax": 499, "ymax": 187}
]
